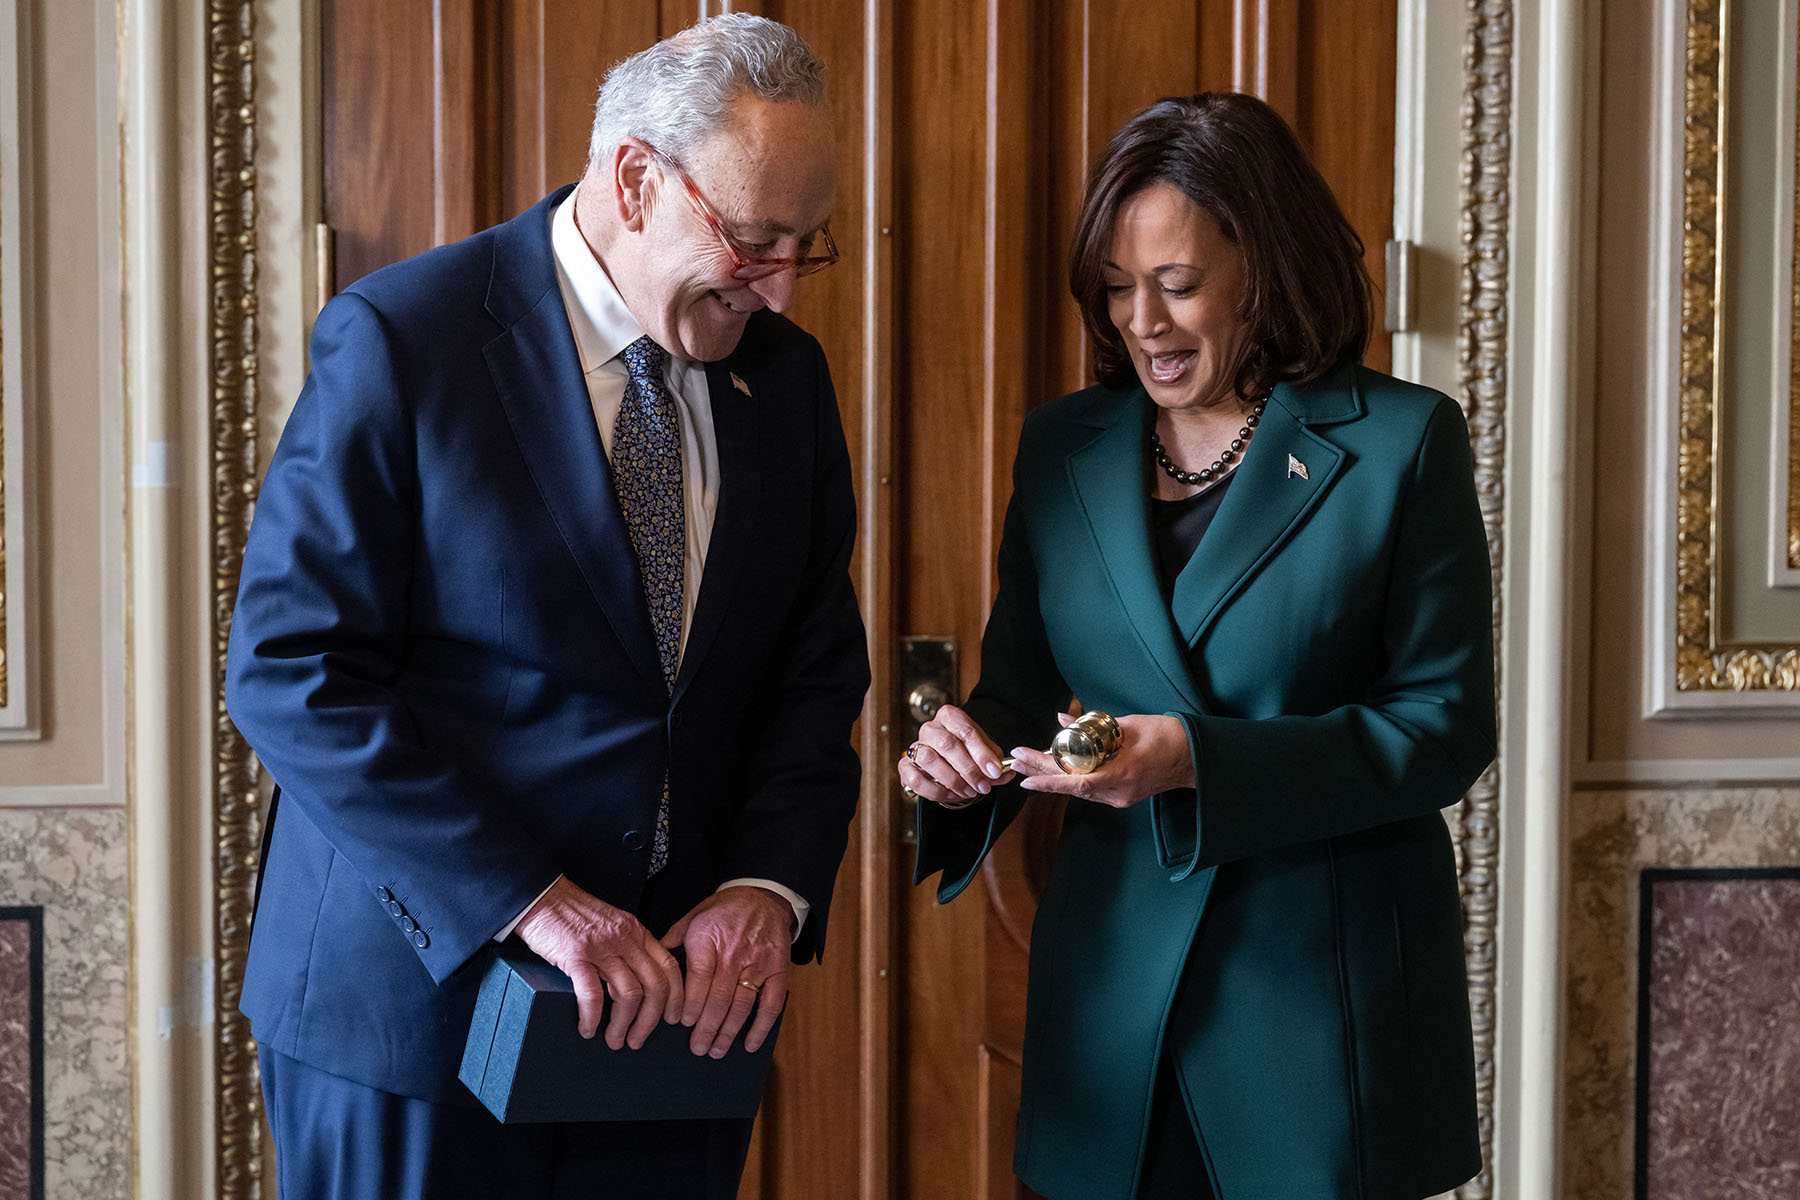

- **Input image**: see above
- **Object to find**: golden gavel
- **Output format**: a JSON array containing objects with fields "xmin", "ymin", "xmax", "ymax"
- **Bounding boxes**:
[{"xmin": 1002, "ymin": 710, "xmax": 1122, "ymax": 775}]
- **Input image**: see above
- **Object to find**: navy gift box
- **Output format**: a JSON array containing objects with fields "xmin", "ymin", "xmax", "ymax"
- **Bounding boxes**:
[{"xmin": 459, "ymin": 945, "xmax": 783, "ymax": 1123}]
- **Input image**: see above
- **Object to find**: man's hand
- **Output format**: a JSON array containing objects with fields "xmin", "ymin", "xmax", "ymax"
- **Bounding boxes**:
[
  {"xmin": 660, "ymin": 887, "xmax": 794, "ymax": 1058},
  {"xmin": 515, "ymin": 875, "xmax": 684, "ymax": 1050}
]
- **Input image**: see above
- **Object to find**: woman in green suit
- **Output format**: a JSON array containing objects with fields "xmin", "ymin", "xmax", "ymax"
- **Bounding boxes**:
[{"xmin": 899, "ymin": 93, "xmax": 1495, "ymax": 1199}]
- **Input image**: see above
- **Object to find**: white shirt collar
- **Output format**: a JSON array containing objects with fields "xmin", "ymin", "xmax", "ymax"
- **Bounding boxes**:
[{"xmin": 550, "ymin": 187, "xmax": 649, "ymax": 377}]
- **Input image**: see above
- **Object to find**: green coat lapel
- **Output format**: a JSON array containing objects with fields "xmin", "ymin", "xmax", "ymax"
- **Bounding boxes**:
[
  {"xmin": 1065, "ymin": 391, "xmax": 1207, "ymax": 715},
  {"xmin": 1170, "ymin": 368, "xmax": 1363, "ymax": 647}
]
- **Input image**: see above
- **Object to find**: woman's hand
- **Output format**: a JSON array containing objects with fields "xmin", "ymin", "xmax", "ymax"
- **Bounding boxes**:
[
  {"xmin": 1009, "ymin": 713, "xmax": 1194, "ymax": 809},
  {"xmin": 897, "ymin": 704, "xmax": 1015, "ymax": 809}
]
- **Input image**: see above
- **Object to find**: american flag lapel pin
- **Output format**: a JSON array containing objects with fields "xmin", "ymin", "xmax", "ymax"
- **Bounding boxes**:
[
  {"xmin": 1286, "ymin": 453, "xmax": 1309, "ymax": 480},
  {"xmin": 730, "ymin": 372, "xmax": 752, "ymax": 396}
]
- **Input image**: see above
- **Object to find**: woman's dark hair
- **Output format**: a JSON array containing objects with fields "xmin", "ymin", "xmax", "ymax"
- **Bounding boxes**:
[{"xmin": 1069, "ymin": 92, "xmax": 1373, "ymax": 396}]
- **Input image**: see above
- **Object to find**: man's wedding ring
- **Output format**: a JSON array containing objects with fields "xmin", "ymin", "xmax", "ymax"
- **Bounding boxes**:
[{"xmin": 738, "ymin": 979, "xmax": 761, "ymax": 992}]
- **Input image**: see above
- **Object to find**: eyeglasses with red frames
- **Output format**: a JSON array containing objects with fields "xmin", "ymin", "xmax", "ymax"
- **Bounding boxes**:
[{"xmin": 647, "ymin": 143, "xmax": 840, "ymax": 281}]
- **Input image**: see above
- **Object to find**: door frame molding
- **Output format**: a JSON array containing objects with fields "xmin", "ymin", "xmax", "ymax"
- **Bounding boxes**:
[
  {"xmin": 1395, "ymin": 0, "xmax": 1581, "ymax": 1196},
  {"xmin": 123, "ymin": 1, "xmax": 1580, "ymax": 1196}
]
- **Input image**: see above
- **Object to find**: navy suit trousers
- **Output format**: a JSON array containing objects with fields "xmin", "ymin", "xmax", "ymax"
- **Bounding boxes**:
[{"xmin": 259, "ymin": 1047, "xmax": 755, "ymax": 1200}]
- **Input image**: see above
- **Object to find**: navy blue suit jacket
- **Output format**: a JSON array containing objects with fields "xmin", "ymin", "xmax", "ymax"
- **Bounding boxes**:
[{"xmin": 226, "ymin": 187, "xmax": 869, "ymax": 1103}]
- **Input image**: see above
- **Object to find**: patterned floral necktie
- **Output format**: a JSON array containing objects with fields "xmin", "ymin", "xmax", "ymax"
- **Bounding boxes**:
[{"xmin": 613, "ymin": 335, "xmax": 682, "ymax": 874}]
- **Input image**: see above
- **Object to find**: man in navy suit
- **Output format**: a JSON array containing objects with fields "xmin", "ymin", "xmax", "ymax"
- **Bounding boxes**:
[{"xmin": 225, "ymin": 14, "xmax": 868, "ymax": 1198}]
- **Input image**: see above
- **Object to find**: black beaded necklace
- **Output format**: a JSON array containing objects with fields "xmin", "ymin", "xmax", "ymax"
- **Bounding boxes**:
[{"xmin": 1150, "ymin": 395, "xmax": 1269, "ymax": 488}]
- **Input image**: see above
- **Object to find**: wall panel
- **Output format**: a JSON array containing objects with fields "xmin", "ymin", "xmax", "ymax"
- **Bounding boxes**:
[
  {"xmin": 0, "ymin": 810, "xmax": 128, "ymax": 1198},
  {"xmin": 1586, "ymin": 0, "xmax": 1800, "ymax": 762},
  {"xmin": 1564, "ymin": 787, "xmax": 1800, "ymax": 1198}
]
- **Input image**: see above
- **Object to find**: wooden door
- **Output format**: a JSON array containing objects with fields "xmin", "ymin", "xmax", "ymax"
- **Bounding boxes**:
[{"xmin": 316, "ymin": 3, "xmax": 1395, "ymax": 1197}]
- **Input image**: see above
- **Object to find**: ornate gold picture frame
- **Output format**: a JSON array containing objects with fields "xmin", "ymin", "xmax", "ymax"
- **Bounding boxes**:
[
  {"xmin": 0, "ymin": 0, "xmax": 24, "ymax": 723},
  {"xmin": 1677, "ymin": 0, "xmax": 1800, "ymax": 692},
  {"xmin": 1790, "ymin": 22, "xmax": 1800, "ymax": 576}
]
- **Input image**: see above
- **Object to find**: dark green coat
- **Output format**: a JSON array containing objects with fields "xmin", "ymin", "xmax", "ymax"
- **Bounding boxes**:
[{"xmin": 916, "ymin": 364, "xmax": 1495, "ymax": 1200}]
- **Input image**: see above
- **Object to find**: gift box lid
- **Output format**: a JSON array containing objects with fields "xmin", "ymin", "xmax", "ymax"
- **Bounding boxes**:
[{"xmin": 459, "ymin": 944, "xmax": 782, "ymax": 1124}]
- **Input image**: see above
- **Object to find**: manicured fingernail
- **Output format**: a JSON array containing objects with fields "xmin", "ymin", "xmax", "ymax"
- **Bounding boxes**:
[
  {"xmin": 984, "ymin": 762, "xmax": 1002, "ymax": 779},
  {"xmin": 977, "ymin": 781, "xmax": 990, "ymax": 794}
]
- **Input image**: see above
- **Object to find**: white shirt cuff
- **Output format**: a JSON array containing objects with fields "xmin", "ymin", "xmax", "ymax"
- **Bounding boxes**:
[
  {"xmin": 494, "ymin": 877, "xmax": 561, "ymax": 943},
  {"xmin": 717, "ymin": 878, "xmax": 810, "ymax": 943}
]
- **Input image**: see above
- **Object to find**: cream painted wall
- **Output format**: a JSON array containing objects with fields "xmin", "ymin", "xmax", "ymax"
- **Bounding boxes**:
[
  {"xmin": 0, "ymin": 0, "xmax": 132, "ymax": 1194},
  {"xmin": 1562, "ymin": 1, "xmax": 1800, "ymax": 1193},
  {"xmin": 0, "ymin": 0, "xmax": 125, "ymax": 797},
  {"xmin": 1583, "ymin": 0, "xmax": 1800, "ymax": 768}
]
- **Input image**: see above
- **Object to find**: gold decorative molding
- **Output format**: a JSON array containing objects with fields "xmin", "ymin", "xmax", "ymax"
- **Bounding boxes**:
[
  {"xmin": 1791, "ymin": 23, "xmax": 1800, "ymax": 573},
  {"xmin": 1, "ymin": 20, "xmax": 8, "ymax": 709},
  {"xmin": 209, "ymin": 1, "xmax": 263, "ymax": 1196},
  {"xmin": 1, "ymin": 160, "xmax": 7, "ymax": 708},
  {"xmin": 1678, "ymin": 0, "xmax": 1800, "ymax": 690},
  {"xmin": 1450, "ymin": 2, "xmax": 1512, "ymax": 1196}
]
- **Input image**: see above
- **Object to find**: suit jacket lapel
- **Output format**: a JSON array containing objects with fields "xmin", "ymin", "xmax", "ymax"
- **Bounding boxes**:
[
  {"xmin": 673, "ymin": 360, "xmax": 762, "ymax": 700},
  {"xmin": 484, "ymin": 191, "xmax": 666, "ymax": 698},
  {"xmin": 1169, "ymin": 372, "xmax": 1356, "ymax": 647},
  {"xmin": 1066, "ymin": 393, "xmax": 1207, "ymax": 714}
]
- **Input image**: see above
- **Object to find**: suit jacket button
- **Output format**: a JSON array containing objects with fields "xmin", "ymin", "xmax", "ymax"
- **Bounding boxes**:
[
  {"xmin": 621, "ymin": 830, "xmax": 646, "ymax": 852},
  {"xmin": 386, "ymin": 900, "xmax": 404, "ymax": 918},
  {"xmin": 400, "ymin": 915, "xmax": 417, "ymax": 934},
  {"xmin": 375, "ymin": 886, "xmax": 393, "ymax": 903},
  {"xmin": 411, "ymin": 929, "xmax": 429, "ymax": 950}
]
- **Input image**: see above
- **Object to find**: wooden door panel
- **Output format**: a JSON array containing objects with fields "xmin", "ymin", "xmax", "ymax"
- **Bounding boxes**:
[
  {"xmin": 321, "ymin": 0, "xmax": 460, "ymax": 286},
  {"xmin": 1296, "ymin": 0, "xmax": 1398, "ymax": 373},
  {"xmin": 891, "ymin": 5, "xmax": 1397, "ymax": 1199},
  {"xmin": 318, "ymin": 4, "xmax": 1396, "ymax": 1197},
  {"xmin": 493, "ymin": 1, "xmax": 656, "ymax": 215},
  {"xmin": 891, "ymin": 6, "xmax": 1017, "ymax": 1193},
  {"xmin": 736, "ymin": 7, "xmax": 877, "ymax": 1195},
  {"xmin": 978, "ymin": 1044, "xmax": 1038, "ymax": 1200}
]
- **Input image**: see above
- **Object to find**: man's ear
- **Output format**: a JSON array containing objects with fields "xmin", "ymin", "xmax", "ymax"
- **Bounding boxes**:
[{"xmin": 611, "ymin": 138, "xmax": 658, "ymax": 233}]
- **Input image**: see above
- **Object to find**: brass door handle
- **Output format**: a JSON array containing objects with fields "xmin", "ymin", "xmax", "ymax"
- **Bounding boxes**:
[
  {"xmin": 908, "ymin": 682, "xmax": 949, "ymax": 725},
  {"xmin": 897, "ymin": 637, "xmax": 957, "ymax": 844}
]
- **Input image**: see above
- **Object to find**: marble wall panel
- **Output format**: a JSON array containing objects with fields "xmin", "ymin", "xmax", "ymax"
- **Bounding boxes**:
[
  {"xmin": 1638, "ymin": 871, "xmax": 1800, "ymax": 1198},
  {"xmin": 0, "ymin": 908, "xmax": 42, "ymax": 1200},
  {"xmin": 1566, "ymin": 787, "xmax": 1800, "ymax": 1199},
  {"xmin": 0, "ymin": 810, "xmax": 126, "ymax": 1199}
]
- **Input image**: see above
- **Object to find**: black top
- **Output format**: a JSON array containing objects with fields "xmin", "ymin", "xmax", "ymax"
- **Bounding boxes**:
[{"xmin": 1150, "ymin": 473, "xmax": 1236, "ymax": 598}]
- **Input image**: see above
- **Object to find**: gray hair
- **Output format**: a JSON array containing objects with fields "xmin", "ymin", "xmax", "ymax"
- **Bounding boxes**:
[{"xmin": 588, "ymin": 13, "xmax": 826, "ymax": 173}]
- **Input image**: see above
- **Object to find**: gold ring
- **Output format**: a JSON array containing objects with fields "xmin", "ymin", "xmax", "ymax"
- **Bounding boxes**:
[
  {"xmin": 906, "ymin": 742, "xmax": 921, "ymax": 763},
  {"xmin": 738, "ymin": 979, "xmax": 761, "ymax": 992},
  {"xmin": 901, "ymin": 785, "xmax": 920, "ymax": 802}
]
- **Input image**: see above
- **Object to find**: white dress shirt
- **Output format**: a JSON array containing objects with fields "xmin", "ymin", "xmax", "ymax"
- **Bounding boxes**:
[{"xmin": 496, "ymin": 192, "xmax": 808, "ymax": 942}]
